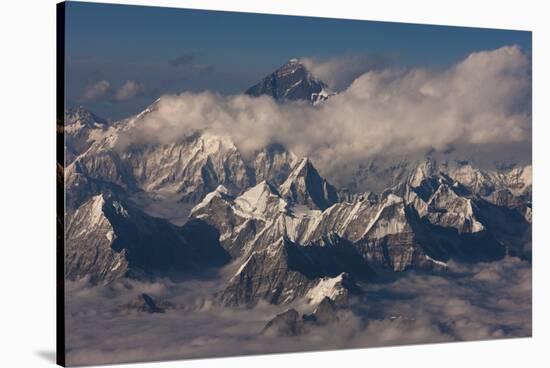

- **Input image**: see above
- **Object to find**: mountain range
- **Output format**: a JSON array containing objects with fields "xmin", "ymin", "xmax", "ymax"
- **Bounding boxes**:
[{"xmin": 63, "ymin": 59, "xmax": 532, "ymax": 314}]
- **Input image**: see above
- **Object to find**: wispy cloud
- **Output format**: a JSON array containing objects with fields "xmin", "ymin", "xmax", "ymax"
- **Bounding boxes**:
[
  {"xmin": 168, "ymin": 53, "xmax": 214, "ymax": 74},
  {"xmin": 168, "ymin": 54, "xmax": 196, "ymax": 67}
]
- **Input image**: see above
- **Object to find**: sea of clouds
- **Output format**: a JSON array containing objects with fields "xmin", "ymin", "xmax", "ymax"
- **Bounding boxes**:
[{"xmin": 65, "ymin": 257, "xmax": 531, "ymax": 366}]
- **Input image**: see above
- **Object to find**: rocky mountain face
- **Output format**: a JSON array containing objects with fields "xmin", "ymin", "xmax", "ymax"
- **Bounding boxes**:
[
  {"xmin": 64, "ymin": 115, "xmax": 531, "ymax": 297},
  {"xmin": 253, "ymin": 143, "xmax": 299, "ymax": 186},
  {"xmin": 342, "ymin": 155, "xmax": 532, "ymax": 198},
  {"xmin": 63, "ymin": 62, "xmax": 531, "ymax": 309},
  {"xmin": 219, "ymin": 237, "xmax": 318, "ymax": 307},
  {"xmin": 185, "ymin": 157, "xmax": 529, "ymax": 306},
  {"xmin": 262, "ymin": 296, "xmax": 352, "ymax": 337},
  {"xmin": 245, "ymin": 59, "xmax": 335, "ymax": 104},
  {"xmin": 279, "ymin": 157, "xmax": 338, "ymax": 211},
  {"xmin": 63, "ymin": 106, "xmax": 302, "ymax": 214},
  {"xmin": 64, "ymin": 106, "xmax": 109, "ymax": 164},
  {"xmin": 65, "ymin": 193, "xmax": 229, "ymax": 285}
]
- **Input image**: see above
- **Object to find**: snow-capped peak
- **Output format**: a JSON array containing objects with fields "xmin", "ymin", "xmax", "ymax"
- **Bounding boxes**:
[
  {"xmin": 234, "ymin": 181, "xmax": 288, "ymax": 219},
  {"xmin": 245, "ymin": 59, "xmax": 332, "ymax": 104},
  {"xmin": 305, "ymin": 273, "xmax": 347, "ymax": 305},
  {"xmin": 236, "ymin": 181, "xmax": 276, "ymax": 207},
  {"xmin": 65, "ymin": 106, "xmax": 107, "ymax": 130},
  {"xmin": 190, "ymin": 185, "xmax": 232, "ymax": 214},
  {"xmin": 279, "ymin": 157, "xmax": 338, "ymax": 211}
]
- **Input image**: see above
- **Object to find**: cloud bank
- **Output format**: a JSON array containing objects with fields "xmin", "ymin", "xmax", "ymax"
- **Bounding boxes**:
[{"xmin": 118, "ymin": 46, "xmax": 531, "ymax": 176}]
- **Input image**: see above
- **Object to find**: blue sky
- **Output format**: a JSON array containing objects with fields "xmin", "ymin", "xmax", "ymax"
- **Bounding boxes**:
[{"xmin": 64, "ymin": 1, "xmax": 532, "ymax": 121}]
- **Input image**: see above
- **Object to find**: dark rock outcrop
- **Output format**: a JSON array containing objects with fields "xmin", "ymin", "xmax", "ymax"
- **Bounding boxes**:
[
  {"xmin": 245, "ymin": 59, "xmax": 333, "ymax": 104},
  {"xmin": 262, "ymin": 309, "xmax": 304, "ymax": 337},
  {"xmin": 65, "ymin": 194, "xmax": 230, "ymax": 285},
  {"xmin": 119, "ymin": 293, "xmax": 174, "ymax": 314},
  {"xmin": 262, "ymin": 297, "xmax": 343, "ymax": 337}
]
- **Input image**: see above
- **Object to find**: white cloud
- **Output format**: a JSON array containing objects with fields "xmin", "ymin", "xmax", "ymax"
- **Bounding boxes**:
[
  {"xmin": 300, "ymin": 54, "xmax": 389, "ymax": 90},
  {"xmin": 82, "ymin": 79, "xmax": 144, "ymax": 102},
  {"xmin": 114, "ymin": 80, "xmax": 145, "ymax": 101},
  {"xmin": 118, "ymin": 45, "xmax": 531, "ymax": 178},
  {"xmin": 82, "ymin": 79, "xmax": 111, "ymax": 100}
]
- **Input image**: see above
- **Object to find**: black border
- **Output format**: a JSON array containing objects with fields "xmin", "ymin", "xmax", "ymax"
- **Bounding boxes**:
[{"xmin": 56, "ymin": 2, "xmax": 66, "ymax": 366}]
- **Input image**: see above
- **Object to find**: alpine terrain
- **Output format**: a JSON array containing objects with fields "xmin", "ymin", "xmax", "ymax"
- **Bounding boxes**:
[{"xmin": 63, "ymin": 58, "xmax": 532, "ymax": 364}]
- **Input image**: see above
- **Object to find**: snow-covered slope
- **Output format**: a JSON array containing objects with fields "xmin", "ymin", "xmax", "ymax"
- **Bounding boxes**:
[
  {"xmin": 64, "ymin": 106, "xmax": 109, "ymax": 164},
  {"xmin": 64, "ymin": 104, "xmax": 299, "ymax": 212}
]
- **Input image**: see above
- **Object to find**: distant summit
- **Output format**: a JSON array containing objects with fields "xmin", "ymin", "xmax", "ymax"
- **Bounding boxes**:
[
  {"xmin": 245, "ymin": 59, "xmax": 334, "ymax": 104},
  {"xmin": 65, "ymin": 106, "xmax": 107, "ymax": 129},
  {"xmin": 63, "ymin": 106, "xmax": 109, "ymax": 163}
]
